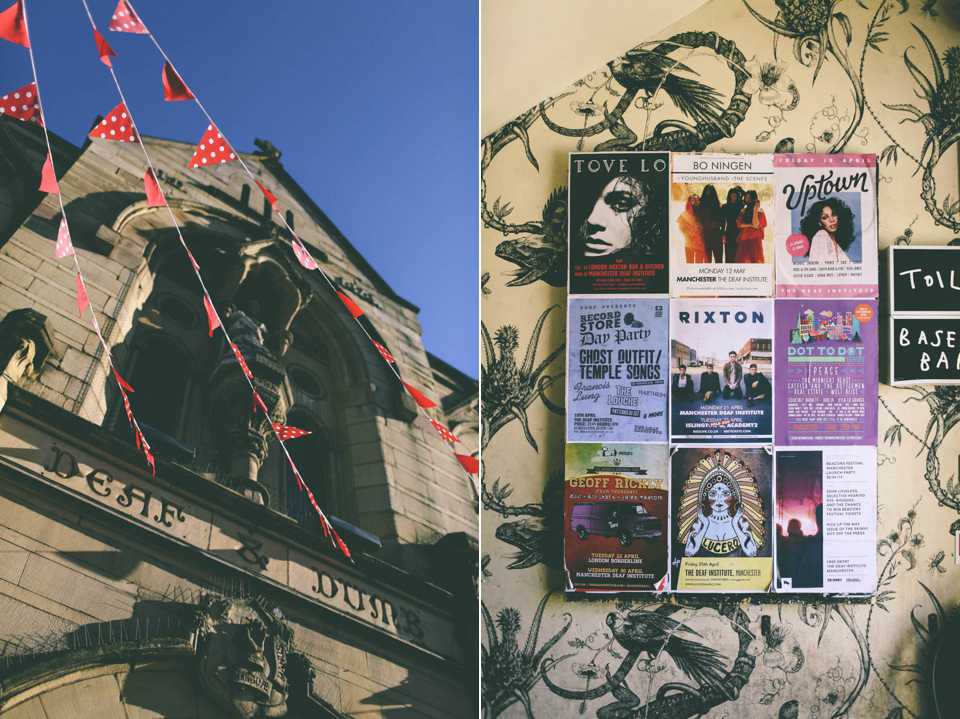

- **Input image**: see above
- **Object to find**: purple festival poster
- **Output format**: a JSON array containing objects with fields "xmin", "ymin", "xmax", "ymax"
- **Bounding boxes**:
[{"xmin": 775, "ymin": 299, "xmax": 878, "ymax": 445}]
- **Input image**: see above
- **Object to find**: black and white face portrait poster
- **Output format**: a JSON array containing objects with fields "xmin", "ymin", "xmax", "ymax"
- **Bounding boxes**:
[
  {"xmin": 775, "ymin": 447, "xmax": 877, "ymax": 594},
  {"xmin": 567, "ymin": 298, "xmax": 669, "ymax": 442},
  {"xmin": 568, "ymin": 152, "xmax": 669, "ymax": 295},
  {"xmin": 669, "ymin": 153, "xmax": 774, "ymax": 296},
  {"xmin": 669, "ymin": 298, "xmax": 774, "ymax": 443}
]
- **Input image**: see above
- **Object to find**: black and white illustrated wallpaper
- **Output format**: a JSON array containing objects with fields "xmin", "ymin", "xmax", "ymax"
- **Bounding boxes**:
[{"xmin": 481, "ymin": 1, "xmax": 960, "ymax": 717}]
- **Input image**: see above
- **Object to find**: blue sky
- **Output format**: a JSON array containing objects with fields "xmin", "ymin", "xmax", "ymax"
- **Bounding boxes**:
[{"xmin": 1, "ymin": 0, "xmax": 478, "ymax": 377}]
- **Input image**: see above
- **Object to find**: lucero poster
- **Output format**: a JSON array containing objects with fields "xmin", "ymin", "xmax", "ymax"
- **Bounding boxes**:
[
  {"xmin": 774, "ymin": 154, "xmax": 878, "ymax": 298},
  {"xmin": 568, "ymin": 152, "xmax": 670, "ymax": 295},
  {"xmin": 669, "ymin": 298, "xmax": 774, "ymax": 443},
  {"xmin": 775, "ymin": 299, "xmax": 878, "ymax": 445},
  {"xmin": 670, "ymin": 446, "xmax": 773, "ymax": 592},
  {"xmin": 567, "ymin": 297, "xmax": 669, "ymax": 442},
  {"xmin": 775, "ymin": 447, "xmax": 877, "ymax": 594},
  {"xmin": 565, "ymin": 443, "xmax": 669, "ymax": 592},
  {"xmin": 670, "ymin": 153, "xmax": 774, "ymax": 296}
]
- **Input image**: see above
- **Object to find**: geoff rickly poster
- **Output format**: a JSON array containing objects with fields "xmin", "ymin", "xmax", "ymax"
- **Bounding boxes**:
[
  {"xmin": 774, "ymin": 154, "xmax": 878, "ymax": 298},
  {"xmin": 669, "ymin": 298, "xmax": 774, "ymax": 443},
  {"xmin": 670, "ymin": 153, "xmax": 774, "ymax": 296},
  {"xmin": 565, "ymin": 443, "xmax": 669, "ymax": 592},
  {"xmin": 775, "ymin": 299, "xmax": 878, "ymax": 445},
  {"xmin": 567, "ymin": 297, "xmax": 669, "ymax": 442},
  {"xmin": 671, "ymin": 446, "xmax": 773, "ymax": 592},
  {"xmin": 568, "ymin": 152, "xmax": 670, "ymax": 295},
  {"xmin": 775, "ymin": 447, "xmax": 877, "ymax": 594}
]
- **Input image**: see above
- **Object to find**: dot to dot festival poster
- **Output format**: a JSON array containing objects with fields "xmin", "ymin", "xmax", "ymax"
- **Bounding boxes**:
[
  {"xmin": 670, "ymin": 446, "xmax": 773, "ymax": 592},
  {"xmin": 564, "ymin": 443, "xmax": 669, "ymax": 592}
]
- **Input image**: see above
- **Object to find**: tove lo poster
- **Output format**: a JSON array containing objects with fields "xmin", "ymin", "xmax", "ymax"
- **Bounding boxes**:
[
  {"xmin": 671, "ymin": 446, "xmax": 773, "ymax": 592},
  {"xmin": 669, "ymin": 298, "xmax": 774, "ymax": 443},
  {"xmin": 568, "ymin": 151, "xmax": 670, "ymax": 295},
  {"xmin": 564, "ymin": 443, "xmax": 669, "ymax": 592},
  {"xmin": 774, "ymin": 154, "xmax": 878, "ymax": 298},
  {"xmin": 669, "ymin": 153, "xmax": 774, "ymax": 296},
  {"xmin": 567, "ymin": 298, "xmax": 668, "ymax": 442},
  {"xmin": 775, "ymin": 299, "xmax": 879, "ymax": 445}
]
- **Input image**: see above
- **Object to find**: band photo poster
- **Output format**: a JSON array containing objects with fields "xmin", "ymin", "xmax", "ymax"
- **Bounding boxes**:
[
  {"xmin": 567, "ymin": 297, "xmax": 669, "ymax": 442},
  {"xmin": 669, "ymin": 298, "xmax": 774, "ymax": 443},
  {"xmin": 670, "ymin": 446, "xmax": 773, "ymax": 592},
  {"xmin": 670, "ymin": 153, "xmax": 774, "ymax": 296},
  {"xmin": 774, "ymin": 154, "xmax": 878, "ymax": 297},
  {"xmin": 775, "ymin": 447, "xmax": 878, "ymax": 594},
  {"xmin": 564, "ymin": 443, "xmax": 670, "ymax": 592},
  {"xmin": 568, "ymin": 151, "xmax": 670, "ymax": 295}
]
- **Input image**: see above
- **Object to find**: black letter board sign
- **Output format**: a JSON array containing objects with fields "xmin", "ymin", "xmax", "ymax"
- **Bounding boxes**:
[
  {"xmin": 890, "ymin": 317, "xmax": 960, "ymax": 384},
  {"xmin": 889, "ymin": 246, "xmax": 960, "ymax": 314}
]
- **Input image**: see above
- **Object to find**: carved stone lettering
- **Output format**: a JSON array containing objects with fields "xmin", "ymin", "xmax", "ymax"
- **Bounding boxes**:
[
  {"xmin": 86, "ymin": 469, "xmax": 113, "ymax": 497},
  {"xmin": 116, "ymin": 483, "xmax": 152, "ymax": 517},
  {"xmin": 154, "ymin": 497, "xmax": 186, "ymax": 528},
  {"xmin": 44, "ymin": 444, "xmax": 79, "ymax": 478}
]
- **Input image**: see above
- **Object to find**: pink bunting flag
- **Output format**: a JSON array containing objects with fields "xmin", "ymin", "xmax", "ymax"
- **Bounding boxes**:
[
  {"xmin": 39, "ymin": 153, "xmax": 58, "ymax": 194},
  {"xmin": 291, "ymin": 237, "xmax": 317, "ymax": 270},
  {"xmin": 162, "ymin": 61, "xmax": 194, "ymax": 101},
  {"xmin": 252, "ymin": 390, "xmax": 269, "ymax": 416},
  {"xmin": 91, "ymin": 315, "xmax": 110, "ymax": 355},
  {"xmin": 0, "ymin": 81, "xmax": 40, "ymax": 124},
  {"xmin": 336, "ymin": 291, "xmax": 364, "ymax": 319},
  {"xmin": 230, "ymin": 342, "xmax": 253, "ymax": 379},
  {"xmin": 372, "ymin": 341, "xmax": 395, "ymax": 364},
  {"xmin": 271, "ymin": 423, "xmax": 311, "ymax": 441},
  {"xmin": 0, "ymin": 1, "xmax": 28, "ymax": 47},
  {"xmin": 256, "ymin": 180, "xmax": 278, "ymax": 211},
  {"xmin": 430, "ymin": 419, "xmax": 460, "ymax": 443},
  {"xmin": 187, "ymin": 124, "xmax": 236, "ymax": 168},
  {"xmin": 144, "ymin": 168, "xmax": 165, "ymax": 206},
  {"xmin": 402, "ymin": 381, "xmax": 436, "ymax": 408},
  {"xmin": 55, "ymin": 217, "xmax": 74, "ymax": 259},
  {"xmin": 202, "ymin": 294, "xmax": 220, "ymax": 337},
  {"xmin": 93, "ymin": 28, "xmax": 116, "ymax": 66},
  {"xmin": 89, "ymin": 102, "xmax": 138, "ymax": 142},
  {"xmin": 108, "ymin": 0, "xmax": 148, "ymax": 34},
  {"xmin": 112, "ymin": 366, "xmax": 134, "ymax": 393},
  {"xmin": 76, "ymin": 274, "xmax": 90, "ymax": 317},
  {"xmin": 454, "ymin": 453, "xmax": 479, "ymax": 474}
]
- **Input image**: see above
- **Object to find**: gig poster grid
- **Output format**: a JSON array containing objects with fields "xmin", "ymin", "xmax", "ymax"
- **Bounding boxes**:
[{"xmin": 481, "ymin": 2, "xmax": 960, "ymax": 718}]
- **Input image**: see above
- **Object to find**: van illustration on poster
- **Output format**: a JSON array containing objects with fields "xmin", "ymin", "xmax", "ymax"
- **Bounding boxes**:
[{"xmin": 564, "ymin": 443, "xmax": 669, "ymax": 592}]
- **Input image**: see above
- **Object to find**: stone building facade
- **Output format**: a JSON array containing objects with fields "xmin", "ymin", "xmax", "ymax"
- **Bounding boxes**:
[{"xmin": 0, "ymin": 118, "xmax": 478, "ymax": 717}]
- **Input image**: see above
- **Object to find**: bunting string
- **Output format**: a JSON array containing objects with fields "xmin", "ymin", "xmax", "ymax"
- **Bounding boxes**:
[{"xmin": 115, "ymin": 0, "xmax": 478, "ymax": 493}]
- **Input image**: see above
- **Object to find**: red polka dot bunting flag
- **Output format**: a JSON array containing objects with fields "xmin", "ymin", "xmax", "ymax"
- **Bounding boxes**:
[
  {"xmin": 402, "ymin": 381, "xmax": 436, "ymax": 408},
  {"xmin": 144, "ymin": 168, "xmax": 165, "ymax": 206},
  {"xmin": 271, "ymin": 423, "xmax": 311, "ymax": 441},
  {"xmin": 291, "ymin": 237, "xmax": 317, "ymax": 270},
  {"xmin": 256, "ymin": 181, "xmax": 278, "ymax": 211},
  {"xmin": 187, "ymin": 124, "xmax": 236, "ymax": 168},
  {"xmin": 0, "ymin": 1, "xmax": 29, "ymax": 47},
  {"xmin": 89, "ymin": 102, "xmax": 138, "ymax": 142},
  {"xmin": 202, "ymin": 293, "xmax": 220, "ymax": 337},
  {"xmin": 93, "ymin": 28, "xmax": 116, "ymax": 66},
  {"xmin": 76, "ymin": 274, "xmax": 90, "ymax": 318},
  {"xmin": 372, "ymin": 341, "xmax": 395, "ymax": 364},
  {"xmin": 454, "ymin": 453, "xmax": 479, "ymax": 473},
  {"xmin": 55, "ymin": 217, "xmax": 74, "ymax": 259},
  {"xmin": 429, "ymin": 419, "xmax": 460, "ymax": 443},
  {"xmin": 109, "ymin": 0, "xmax": 148, "ymax": 34},
  {"xmin": 0, "ymin": 82, "xmax": 41, "ymax": 124},
  {"xmin": 120, "ymin": 387, "xmax": 134, "ymax": 427},
  {"xmin": 230, "ymin": 342, "xmax": 254, "ymax": 379},
  {"xmin": 336, "ymin": 291, "xmax": 363, "ymax": 318},
  {"xmin": 162, "ymin": 61, "xmax": 194, "ymax": 102},
  {"xmin": 112, "ymin": 366, "xmax": 134, "ymax": 393},
  {"xmin": 252, "ymin": 390, "xmax": 269, "ymax": 416},
  {"xmin": 39, "ymin": 153, "xmax": 59, "ymax": 194}
]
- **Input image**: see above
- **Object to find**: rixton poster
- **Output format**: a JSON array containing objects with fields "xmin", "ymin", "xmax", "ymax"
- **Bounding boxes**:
[
  {"xmin": 565, "ymin": 443, "xmax": 669, "ymax": 592},
  {"xmin": 568, "ymin": 152, "xmax": 670, "ymax": 295},
  {"xmin": 567, "ymin": 297, "xmax": 669, "ymax": 442},
  {"xmin": 670, "ymin": 153, "xmax": 774, "ymax": 296},
  {"xmin": 670, "ymin": 446, "xmax": 773, "ymax": 592},
  {"xmin": 775, "ymin": 447, "xmax": 877, "ymax": 594},
  {"xmin": 775, "ymin": 299, "xmax": 879, "ymax": 445},
  {"xmin": 774, "ymin": 154, "xmax": 878, "ymax": 297},
  {"xmin": 669, "ymin": 298, "xmax": 773, "ymax": 443}
]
